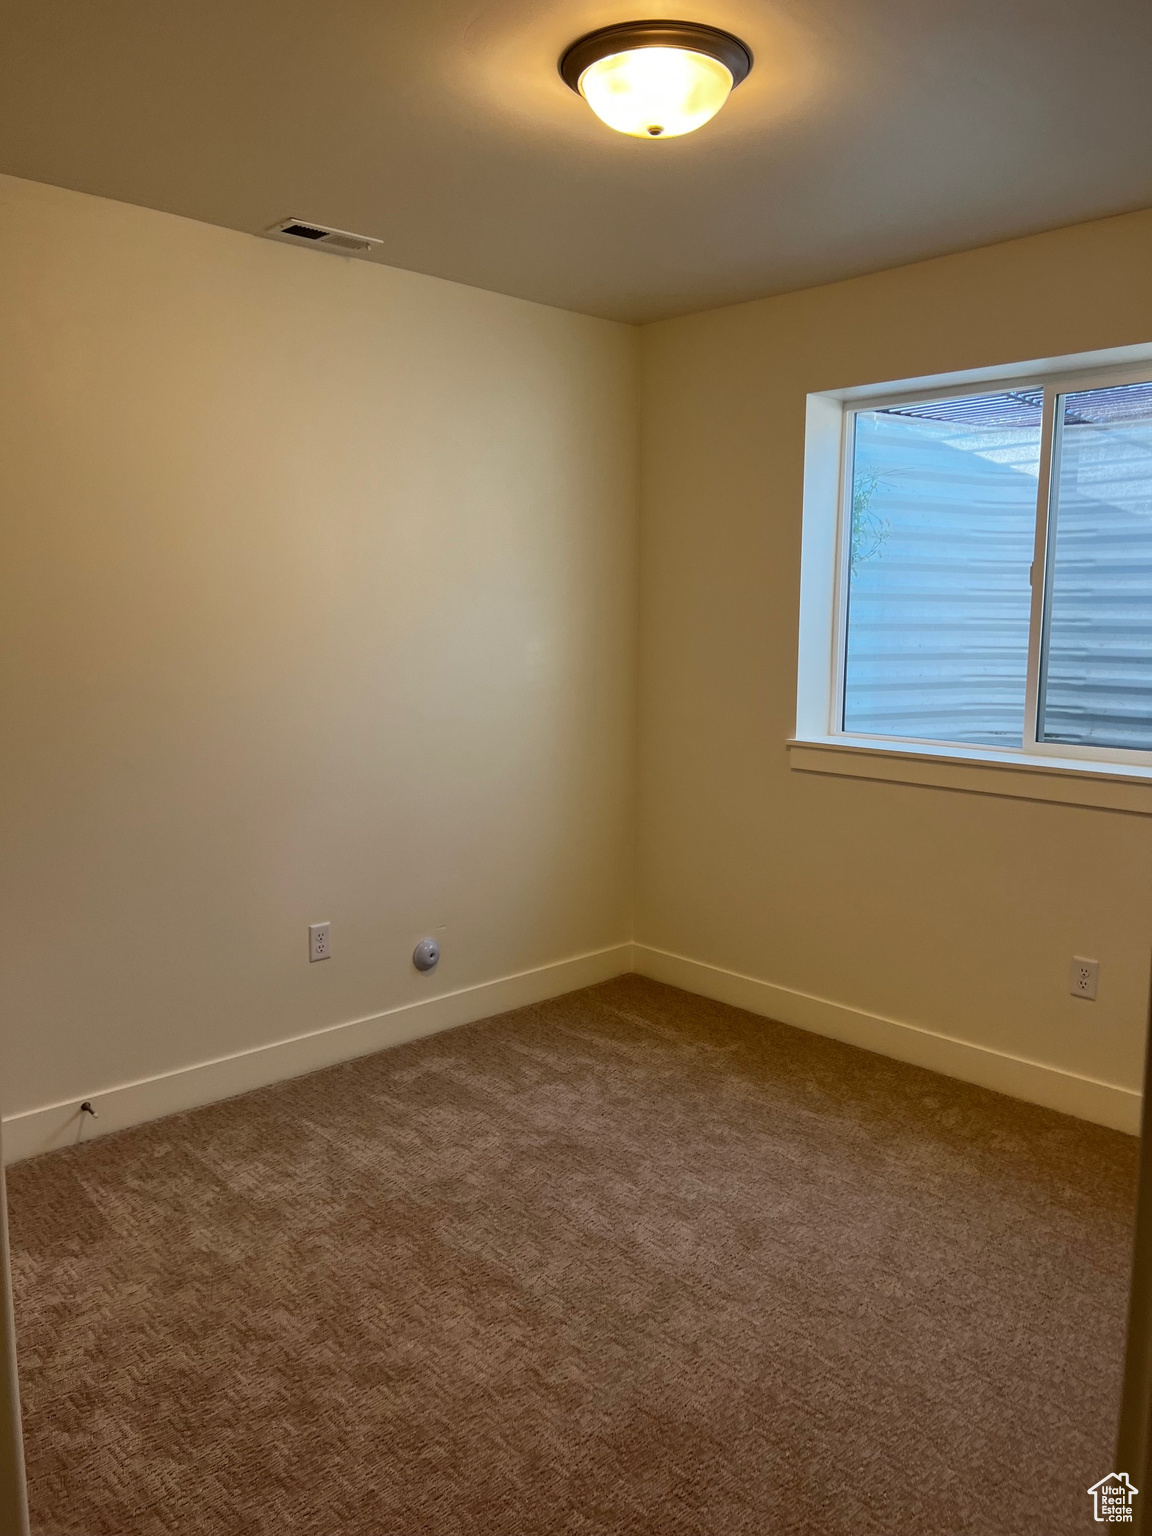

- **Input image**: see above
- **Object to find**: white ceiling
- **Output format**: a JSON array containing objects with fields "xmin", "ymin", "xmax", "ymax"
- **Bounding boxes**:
[{"xmin": 1, "ymin": 0, "xmax": 1150, "ymax": 323}]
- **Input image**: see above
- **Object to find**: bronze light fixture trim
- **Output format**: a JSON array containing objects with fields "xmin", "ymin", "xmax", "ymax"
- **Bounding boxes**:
[{"xmin": 559, "ymin": 20, "xmax": 753, "ymax": 138}]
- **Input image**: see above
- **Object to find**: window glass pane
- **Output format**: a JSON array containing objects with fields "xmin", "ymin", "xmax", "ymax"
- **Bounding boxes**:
[
  {"xmin": 1039, "ymin": 381, "xmax": 1152, "ymax": 751},
  {"xmin": 843, "ymin": 392, "xmax": 1041, "ymax": 746}
]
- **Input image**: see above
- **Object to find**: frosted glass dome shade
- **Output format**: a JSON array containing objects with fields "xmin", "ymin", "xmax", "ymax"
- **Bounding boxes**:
[{"xmin": 579, "ymin": 47, "xmax": 733, "ymax": 138}]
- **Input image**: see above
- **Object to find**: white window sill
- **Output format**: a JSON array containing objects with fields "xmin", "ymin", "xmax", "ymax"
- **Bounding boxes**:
[{"xmin": 788, "ymin": 735, "xmax": 1152, "ymax": 815}]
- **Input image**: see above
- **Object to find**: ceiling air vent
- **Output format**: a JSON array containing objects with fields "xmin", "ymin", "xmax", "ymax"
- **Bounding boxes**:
[{"xmin": 264, "ymin": 218, "xmax": 382, "ymax": 257}]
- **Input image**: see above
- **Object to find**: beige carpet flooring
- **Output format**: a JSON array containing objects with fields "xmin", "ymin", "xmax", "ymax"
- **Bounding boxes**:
[{"xmin": 6, "ymin": 975, "xmax": 1138, "ymax": 1535}]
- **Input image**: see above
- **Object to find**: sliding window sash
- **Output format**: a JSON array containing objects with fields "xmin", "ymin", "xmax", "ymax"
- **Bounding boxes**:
[
  {"xmin": 1022, "ymin": 386, "xmax": 1059, "ymax": 750},
  {"xmin": 833, "ymin": 361, "xmax": 1152, "ymax": 767}
]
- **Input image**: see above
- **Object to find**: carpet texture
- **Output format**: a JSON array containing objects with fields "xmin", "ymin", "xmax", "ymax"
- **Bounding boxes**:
[{"xmin": 6, "ymin": 975, "xmax": 1138, "ymax": 1535}]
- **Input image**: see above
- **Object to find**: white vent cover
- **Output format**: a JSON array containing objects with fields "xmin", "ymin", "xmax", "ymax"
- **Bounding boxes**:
[{"xmin": 264, "ymin": 218, "xmax": 382, "ymax": 256}]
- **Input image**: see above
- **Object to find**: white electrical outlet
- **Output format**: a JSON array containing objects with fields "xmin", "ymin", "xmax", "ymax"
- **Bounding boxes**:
[
  {"xmin": 1070, "ymin": 956, "xmax": 1098, "ymax": 1000},
  {"xmin": 309, "ymin": 922, "xmax": 332, "ymax": 962}
]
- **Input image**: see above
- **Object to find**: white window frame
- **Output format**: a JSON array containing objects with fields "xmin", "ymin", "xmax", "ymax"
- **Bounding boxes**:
[{"xmin": 791, "ymin": 341, "xmax": 1152, "ymax": 815}]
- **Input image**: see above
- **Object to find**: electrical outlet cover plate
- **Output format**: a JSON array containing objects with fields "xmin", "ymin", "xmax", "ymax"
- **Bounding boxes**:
[
  {"xmin": 1070, "ymin": 956, "xmax": 1099, "ymax": 1000},
  {"xmin": 309, "ymin": 922, "xmax": 332, "ymax": 962}
]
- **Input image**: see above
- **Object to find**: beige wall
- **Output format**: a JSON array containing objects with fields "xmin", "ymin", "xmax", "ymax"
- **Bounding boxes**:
[
  {"xmin": 0, "ymin": 174, "xmax": 638, "ymax": 1131},
  {"xmin": 637, "ymin": 208, "xmax": 1152, "ymax": 1119},
  {"xmin": 5, "ymin": 170, "xmax": 1152, "ymax": 1147}
]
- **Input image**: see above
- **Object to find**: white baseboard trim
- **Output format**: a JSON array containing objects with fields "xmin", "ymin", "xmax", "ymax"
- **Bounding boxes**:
[
  {"xmin": 1, "ymin": 943, "xmax": 634, "ymax": 1165},
  {"xmin": 633, "ymin": 944, "xmax": 1141, "ymax": 1136},
  {"xmin": 5, "ymin": 938, "xmax": 1137, "ymax": 1161}
]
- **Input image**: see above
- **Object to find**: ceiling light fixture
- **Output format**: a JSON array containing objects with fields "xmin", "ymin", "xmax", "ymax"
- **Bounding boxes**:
[{"xmin": 559, "ymin": 20, "xmax": 752, "ymax": 139}]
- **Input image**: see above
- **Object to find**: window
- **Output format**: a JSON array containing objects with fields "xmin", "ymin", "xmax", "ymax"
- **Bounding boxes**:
[
  {"xmin": 1041, "ymin": 383, "xmax": 1152, "ymax": 752},
  {"xmin": 842, "ymin": 390, "xmax": 1041, "ymax": 748},
  {"xmin": 797, "ymin": 355, "xmax": 1152, "ymax": 790}
]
